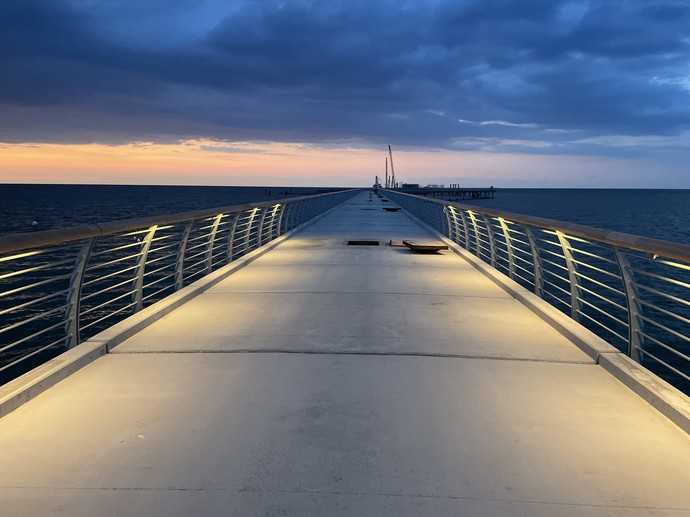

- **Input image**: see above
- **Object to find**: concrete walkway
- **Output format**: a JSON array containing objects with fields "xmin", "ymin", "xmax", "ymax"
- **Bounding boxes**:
[{"xmin": 1, "ymin": 191, "xmax": 689, "ymax": 516}]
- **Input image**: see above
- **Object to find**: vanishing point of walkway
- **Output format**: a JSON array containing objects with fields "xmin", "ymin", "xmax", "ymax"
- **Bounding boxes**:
[{"xmin": 1, "ymin": 192, "xmax": 689, "ymax": 516}]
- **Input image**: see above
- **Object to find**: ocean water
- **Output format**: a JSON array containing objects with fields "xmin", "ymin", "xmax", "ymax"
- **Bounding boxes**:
[
  {"xmin": 2, "ymin": 185, "xmax": 688, "ymax": 243},
  {"xmin": 0, "ymin": 184, "xmax": 340, "ymax": 235},
  {"xmin": 462, "ymin": 188, "xmax": 690, "ymax": 244}
]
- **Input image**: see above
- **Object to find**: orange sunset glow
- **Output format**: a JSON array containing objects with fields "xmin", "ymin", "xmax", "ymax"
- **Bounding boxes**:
[{"xmin": 0, "ymin": 139, "xmax": 674, "ymax": 187}]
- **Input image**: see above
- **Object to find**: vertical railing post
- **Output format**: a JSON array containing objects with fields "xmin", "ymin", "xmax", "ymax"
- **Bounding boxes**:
[
  {"xmin": 294, "ymin": 201, "xmax": 307, "ymax": 227},
  {"xmin": 295, "ymin": 201, "xmax": 307, "ymax": 227},
  {"xmin": 175, "ymin": 221, "xmax": 193, "ymax": 290},
  {"xmin": 467, "ymin": 211, "xmax": 481, "ymax": 256},
  {"xmin": 280, "ymin": 203, "xmax": 293, "ymax": 233},
  {"xmin": 65, "ymin": 238, "xmax": 94, "ymax": 348},
  {"xmin": 525, "ymin": 227, "xmax": 543, "ymax": 297},
  {"xmin": 256, "ymin": 207, "xmax": 269, "ymax": 247},
  {"xmin": 227, "ymin": 213, "xmax": 241, "ymax": 261},
  {"xmin": 133, "ymin": 225, "xmax": 158, "ymax": 312},
  {"xmin": 443, "ymin": 206, "xmax": 454, "ymax": 240},
  {"xmin": 498, "ymin": 217, "xmax": 515, "ymax": 279},
  {"xmin": 268, "ymin": 204, "xmax": 281, "ymax": 240},
  {"xmin": 615, "ymin": 249, "xmax": 643, "ymax": 362},
  {"xmin": 556, "ymin": 231, "xmax": 581, "ymax": 321},
  {"xmin": 436, "ymin": 204, "xmax": 445, "ymax": 233},
  {"xmin": 284, "ymin": 202, "xmax": 296, "ymax": 231},
  {"xmin": 456, "ymin": 209, "xmax": 470, "ymax": 248},
  {"xmin": 205, "ymin": 214, "xmax": 223, "ymax": 273},
  {"xmin": 482, "ymin": 215, "xmax": 497, "ymax": 267},
  {"xmin": 275, "ymin": 204, "xmax": 287, "ymax": 236},
  {"xmin": 245, "ymin": 208, "xmax": 259, "ymax": 251}
]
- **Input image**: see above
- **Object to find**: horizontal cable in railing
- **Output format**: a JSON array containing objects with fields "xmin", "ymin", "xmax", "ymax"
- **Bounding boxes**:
[
  {"xmin": 384, "ymin": 188, "xmax": 690, "ymax": 395},
  {"xmin": 0, "ymin": 189, "xmax": 360, "ymax": 385}
]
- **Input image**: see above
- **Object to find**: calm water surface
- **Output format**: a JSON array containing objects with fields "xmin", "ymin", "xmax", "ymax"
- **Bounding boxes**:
[
  {"xmin": 463, "ymin": 188, "xmax": 690, "ymax": 244},
  {"xmin": 1, "ymin": 186, "xmax": 688, "ymax": 244},
  {"xmin": 0, "ymin": 184, "xmax": 340, "ymax": 235}
]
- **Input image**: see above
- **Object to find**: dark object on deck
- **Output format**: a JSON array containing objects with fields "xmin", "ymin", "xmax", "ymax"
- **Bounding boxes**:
[
  {"xmin": 347, "ymin": 240, "xmax": 380, "ymax": 246},
  {"xmin": 402, "ymin": 240, "xmax": 448, "ymax": 253},
  {"xmin": 383, "ymin": 207, "xmax": 401, "ymax": 212}
]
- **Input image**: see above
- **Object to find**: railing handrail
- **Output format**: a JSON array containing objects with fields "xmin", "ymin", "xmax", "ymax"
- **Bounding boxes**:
[
  {"xmin": 383, "ymin": 187, "xmax": 690, "ymax": 395},
  {"xmin": 0, "ymin": 189, "xmax": 360, "ymax": 255},
  {"xmin": 384, "ymin": 189, "xmax": 690, "ymax": 263},
  {"xmin": 0, "ymin": 188, "xmax": 360, "ymax": 384}
]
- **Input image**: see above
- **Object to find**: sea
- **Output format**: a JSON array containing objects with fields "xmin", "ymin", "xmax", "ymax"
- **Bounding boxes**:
[
  {"xmin": 0, "ymin": 184, "xmax": 340, "ymax": 235},
  {"xmin": 1, "ymin": 185, "xmax": 688, "ymax": 243},
  {"xmin": 462, "ymin": 188, "xmax": 690, "ymax": 244}
]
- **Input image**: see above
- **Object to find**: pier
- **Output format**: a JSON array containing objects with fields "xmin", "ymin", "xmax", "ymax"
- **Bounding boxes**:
[
  {"xmin": 1, "ymin": 190, "xmax": 690, "ymax": 516},
  {"xmin": 393, "ymin": 185, "xmax": 496, "ymax": 200}
]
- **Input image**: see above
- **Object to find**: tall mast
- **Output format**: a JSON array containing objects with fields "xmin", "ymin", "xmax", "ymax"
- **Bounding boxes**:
[
  {"xmin": 385, "ymin": 156, "xmax": 389, "ymax": 188},
  {"xmin": 388, "ymin": 145, "xmax": 396, "ymax": 188}
]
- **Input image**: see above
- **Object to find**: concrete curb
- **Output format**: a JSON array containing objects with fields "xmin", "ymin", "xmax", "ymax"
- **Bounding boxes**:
[
  {"xmin": 0, "ymin": 340, "xmax": 106, "ymax": 419},
  {"xmin": 0, "ymin": 202, "xmax": 342, "ymax": 420},
  {"xmin": 94, "ymin": 226, "xmax": 298, "ymax": 351},
  {"xmin": 401, "ymin": 207, "xmax": 690, "ymax": 435},
  {"xmin": 600, "ymin": 353, "xmax": 690, "ymax": 435},
  {"xmin": 444, "ymin": 238, "xmax": 619, "ymax": 361}
]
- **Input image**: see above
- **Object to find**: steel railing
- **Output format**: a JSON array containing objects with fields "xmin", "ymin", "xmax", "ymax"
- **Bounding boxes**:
[
  {"xmin": 384, "ymin": 189, "xmax": 690, "ymax": 394},
  {"xmin": 0, "ymin": 189, "xmax": 359, "ymax": 384}
]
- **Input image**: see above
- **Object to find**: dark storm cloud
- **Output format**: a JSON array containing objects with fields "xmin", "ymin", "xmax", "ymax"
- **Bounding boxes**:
[{"xmin": 1, "ymin": 0, "xmax": 689, "ymax": 151}]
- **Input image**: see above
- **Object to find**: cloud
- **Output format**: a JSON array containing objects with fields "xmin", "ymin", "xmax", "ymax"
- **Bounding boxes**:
[
  {"xmin": 479, "ymin": 120, "xmax": 540, "ymax": 128},
  {"xmin": 572, "ymin": 131, "xmax": 690, "ymax": 149},
  {"xmin": 0, "ymin": 0, "xmax": 689, "ymax": 165},
  {"xmin": 458, "ymin": 119, "xmax": 540, "ymax": 128},
  {"xmin": 450, "ymin": 136, "xmax": 556, "ymax": 152}
]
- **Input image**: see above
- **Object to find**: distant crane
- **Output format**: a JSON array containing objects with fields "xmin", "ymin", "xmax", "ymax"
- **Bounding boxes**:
[
  {"xmin": 388, "ymin": 145, "xmax": 396, "ymax": 188},
  {"xmin": 385, "ymin": 156, "xmax": 389, "ymax": 188}
]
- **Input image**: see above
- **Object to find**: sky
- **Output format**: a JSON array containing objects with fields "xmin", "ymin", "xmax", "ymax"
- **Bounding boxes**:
[{"xmin": 1, "ymin": 0, "xmax": 690, "ymax": 187}]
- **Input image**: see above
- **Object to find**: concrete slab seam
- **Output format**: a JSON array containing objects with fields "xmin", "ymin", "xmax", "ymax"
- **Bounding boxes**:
[
  {"xmin": 399, "ymin": 205, "xmax": 690, "ymax": 436},
  {"xmin": 0, "ymin": 197, "xmax": 351, "ymax": 420},
  {"xmin": 110, "ymin": 348, "xmax": 595, "ymax": 365}
]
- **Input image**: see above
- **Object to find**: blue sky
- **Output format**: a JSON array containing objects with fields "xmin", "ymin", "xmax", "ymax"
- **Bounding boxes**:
[{"xmin": 1, "ymin": 1, "xmax": 689, "ymax": 187}]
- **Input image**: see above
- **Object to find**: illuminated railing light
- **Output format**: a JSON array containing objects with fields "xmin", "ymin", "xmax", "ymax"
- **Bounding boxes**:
[
  {"xmin": 0, "ymin": 250, "xmax": 42, "ymax": 263},
  {"xmin": 387, "ymin": 189, "xmax": 690, "ymax": 394},
  {"xmin": 0, "ymin": 189, "xmax": 357, "ymax": 382},
  {"xmin": 654, "ymin": 258, "xmax": 690, "ymax": 271}
]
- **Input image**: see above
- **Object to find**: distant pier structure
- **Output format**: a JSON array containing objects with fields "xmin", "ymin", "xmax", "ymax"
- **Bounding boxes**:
[
  {"xmin": 377, "ymin": 145, "xmax": 496, "ymax": 200},
  {"xmin": 389, "ymin": 183, "xmax": 496, "ymax": 201}
]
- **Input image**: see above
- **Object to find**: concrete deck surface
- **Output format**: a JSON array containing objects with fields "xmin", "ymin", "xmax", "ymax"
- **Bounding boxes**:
[{"xmin": 1, "ymin": 191, "xmax": 689, "ymax": 516}]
